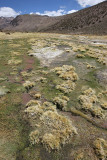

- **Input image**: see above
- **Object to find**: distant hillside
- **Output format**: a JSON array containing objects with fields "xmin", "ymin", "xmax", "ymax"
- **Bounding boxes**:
[
  {"xmin": 1, "ymin": 1, "xmax": 107, "ymax": 34},
  {"xmin": 0, "ymin": 17, "xmax": 14, "ymax": 30},
  {"xmin": 42, "ymin": 1, "xmax": 107, "ymax": 34},
  {"xmin": 3, "ymin": 14, "xmax": 60, "ymax": 32}
]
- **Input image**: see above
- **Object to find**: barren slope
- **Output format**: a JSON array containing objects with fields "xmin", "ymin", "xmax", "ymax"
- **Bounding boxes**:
[
  {"xmin": 0, "ymin": 17, "xmax": 14, "ymax": 30},
  {"xmin": 42, "ymin": 1, "xmax": 107, "ymax": 34},
  {"xmin": 3, "ymin": 14, "xmax": 60, "ymax": 32},
  {"xmin": 2, "ymin": 1, "xmax": 107, "ymax": 35}
]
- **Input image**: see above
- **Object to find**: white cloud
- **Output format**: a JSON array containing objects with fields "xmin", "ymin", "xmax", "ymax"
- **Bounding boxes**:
[
  {"xmin": 0, "ymin": 7, "xmax": 20, "ymax": 17},
  {"xmin": 60, "ymin": 6, "xmax": 66, "ymax": 9},
  {"xmin": 67, "ymin": 10, "xmax": 78, "ymax": 14},
  {"xmin": 35, "ymin": 9, "xmax": 65, "ymax": 16},
  {"xmin": 30, "ymin": 9, "xmax": 78, "ymax": 17},
  {"xmin": 76, "ymin": 0, "xmax": 105, "ymax": 7}
]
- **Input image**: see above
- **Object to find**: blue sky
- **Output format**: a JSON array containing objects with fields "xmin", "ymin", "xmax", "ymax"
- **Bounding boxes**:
[{"xmin": 0, "ymin": 0, "xmax": 105, "ymax": 17}]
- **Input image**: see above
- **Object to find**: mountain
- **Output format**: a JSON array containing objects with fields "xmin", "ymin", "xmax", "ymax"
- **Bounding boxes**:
[
  {"xmin": 0, "ymin": 17, "xmax": 14, "ymax": 30},
  {"xmin": 3, "ymin": 14, "xmax": 60, "ymax": 32},
  {"xmin": 42, "ymin": 1, "xmax": 107, "ymax": 34},
  {"xmin": 1, "ymin": 1, "xmax": 107, "ymax": 34}
]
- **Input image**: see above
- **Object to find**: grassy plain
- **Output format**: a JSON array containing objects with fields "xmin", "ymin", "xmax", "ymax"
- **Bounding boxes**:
[{"xmin": 0, "ymin": 32, "xmax": 107, "ymax": 160}]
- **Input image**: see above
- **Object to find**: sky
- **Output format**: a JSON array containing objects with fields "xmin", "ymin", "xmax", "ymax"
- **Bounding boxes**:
[{"xmin": 0, "ymin": 0, "xmax": 106, "ymax": 17}]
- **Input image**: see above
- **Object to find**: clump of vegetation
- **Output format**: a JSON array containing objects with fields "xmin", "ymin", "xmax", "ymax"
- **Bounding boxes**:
[
  {"xmin": 0, "ymin": 86, "xmax": 10, "ymax": 96},
  {"xmin": 65, "ymin": 49, "xmax": 71, "ymax": 53},
  {"xmin": 29, "ymin": 130, "xmax": 40, "ymax": 145},
  {"xmin": 25, "ymin": 105, "xmax": 43, "ymax": 119},
  {"xmin": 84, "ymin": 62, "xmax": 96, "ymax": 69},
  {"xmin": 29, "ymin": 90, "xmax": 42, "ymax": 99},
  {"xmin": 53, "ymin": 65, "xmax": 78, "ymax": 81},
  {"xmin": 97, "ymin": 90, "xmax": 107, "ymax": 99},
  {"xmin": 97, "ymin": 57, "xmax": 106, "ymax": 65},
  {"xmin": 97, "ymin": 92, "xmax": 103, "ymax": 99},
  {"xmin": 72, "ymin": 46, "xmax": 86, "ymax": 53},
  {"xmin": 53, "ymin": 96, "xmax": 69, "ymax": 110},
  {"xmin": 72, "ymin": 47, "xmax": 79, "ymax": 52},
  {"xmin": 85, "ymin": 49, "xmax": 107, "ymax": 65},
  {"xmin": 71, "ymin": 43, "xmax": 107, "ymax": 65},
  {"xmin": 102, "ymin": 90, "xmax": 107, "ymax": 96},
  {"xmin": 40, "ymin": 77, "xmax": 47, "ymax": 83},
  {"xmin": 23, "ymin": 81, "xmax": 35, "ymax": 90},
  {"xmin": 93, "ymin": 138, "xmax": 107, "ymax": 160},
  {"xmin": 87, "ymin": 64, "xmax": 96, "ymax": 69},
  {"xmin": 56, "ymin": 80, "xmax": 76, "ymax": 93},
  {"xmin": 10, "ymin": 71, "xmax": 18, "ymax": 75},
  {"xmin": 78, "ymin": 88, "xmax": 105, "ymax": 118},
  {"xmin": 11, "ymin": 51, "xmax": 22, "ymax": 56},
  {"xmin": 42, "ymin": 133, "xmax": 60, "ymax": 151},
  {"xmin": 33, "ymin": 93, "xmax": 41, "ymax": 99},
  {"xmin": 0, "ymin": 77, "xmax": 7, "ymax": 82},
  {"xmin": 101, "ymin": 102, "xmax": 107, "ymax": 110},
  {"xmin": 74, "ymin": 152, "xmax": 84, "ymax": 160},
  {"xmin": 26, "ymin": 100, "xmax": 40, "ymax": 107},
  {"xmin": 43, "ymin": 101, "xmax": 56, "ymax": 112},
  {"xmin": 8, "ymin": 58, "xmax": 22, "ymax": 65},
  {"xmin": 40, "ymin": 110, "xmax": 77, "ymax": 151},
  {"xmin": 25, "ymin": 99, "xmax": 77, "ymax": 152},
  {"xmin": 20, "ymin": 71, "xmax": 32, "ymax": 78},
  {"xmin": 53, "ymin": 65, "xmax": 78, "ymax": 93},
  {"xmin": 76, "ymin": 54, "xmax": 85, "ymax": 58},
  {"xmin": 40, "ymin": 70, "xmax": 48, "ymax": 75}
]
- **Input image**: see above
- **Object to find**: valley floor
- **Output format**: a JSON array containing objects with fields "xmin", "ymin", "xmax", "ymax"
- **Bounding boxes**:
[{"xmin": 0, "ymin": 32, "xmax": 107, "ymax": 160}]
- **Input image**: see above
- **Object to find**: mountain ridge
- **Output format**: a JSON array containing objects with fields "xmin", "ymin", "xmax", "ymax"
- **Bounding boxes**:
[{"xmin": 1, "ymin": 1, "xmax": 107, "ymax": 34}]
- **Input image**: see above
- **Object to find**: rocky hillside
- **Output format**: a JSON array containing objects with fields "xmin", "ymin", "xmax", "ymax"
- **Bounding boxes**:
[
  {"xmin": 2, "ymin": 1, "xmax": 107, "ymax": 34},
  {"xmin": 42, "ymin": 1, "xmax": 107, "ymax": 34},
  {"xmin": 3, "ymin": 14, "xmax": 60, "ymax": 32},
  {"xmin": 0, "ymin": 17, "xmax": 14, "ymax": 30}
]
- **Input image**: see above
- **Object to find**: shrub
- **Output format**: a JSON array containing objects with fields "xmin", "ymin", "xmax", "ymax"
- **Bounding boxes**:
[
  {"xmin": 25, "ymin": 105, "xmax": 43, "ymax": 119},
  {"xmin": 40, "ymin": 77, "xmax": 47, "ymax": 83},
  {"xmin": 40, "ymin": 110, "xmax": 77, "ymax": 151},
  {"xmin": 56, "ymin": 81, "xmax": 76, "ymax": 93},
  {"xmin": 76, "ymin": 54, "xmax": 85, "ymax": 58},
  {"xmin": 93, "ymin": 138, "xmax": 107, "ymax": 160},
  {"xmin": 26, "ymin": 100, "xmax": 77, "ymax": 151},
  {"xmin": 23, "ymin": 81, "xmax": 35, "ymax": 90},
  {"xmin": 20, "ymin": 71, "xmax": 32, "ymax": 78},
  {"xmin": 53, "ymin": 65, "xmax": 78, "ymax": 93},
  {"xmin": 8, "ymin": 58, "xmax": 22, "ymax": 65},
  {"xmin": 26, "ymin": 100, "xmax": 40, "ymax": 107},
  {"xmin": 53, "ymin": 65, "xmax": 78, "ymax": 81},
  {"xmin": 42, "ymin": 133, "xmax": 60, "ymax": 151},
  {"xmin": 101, "ymin": 102, "xmax": 107, "ymax": 110},
  {"xmin": 78, "ymin": 88, "xmax": 105, "ymax": 118},
  {"xmin": 34, "ymin": 93, "xmax": 41, "ymax": 99},
  {"xmin": 86, "ymin": 64, "xmax": 96, "ymax": 69},
  {"xmin": 43, "ymin": 101, "xmax": 56, "ymax": 112},
  {"xmin": 53, "ymin": 96, "xmax": 69, "ymax": 110},
  {"xmin": 29, "ymin": 130, "xmax": 40, "ymax": 145}
]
